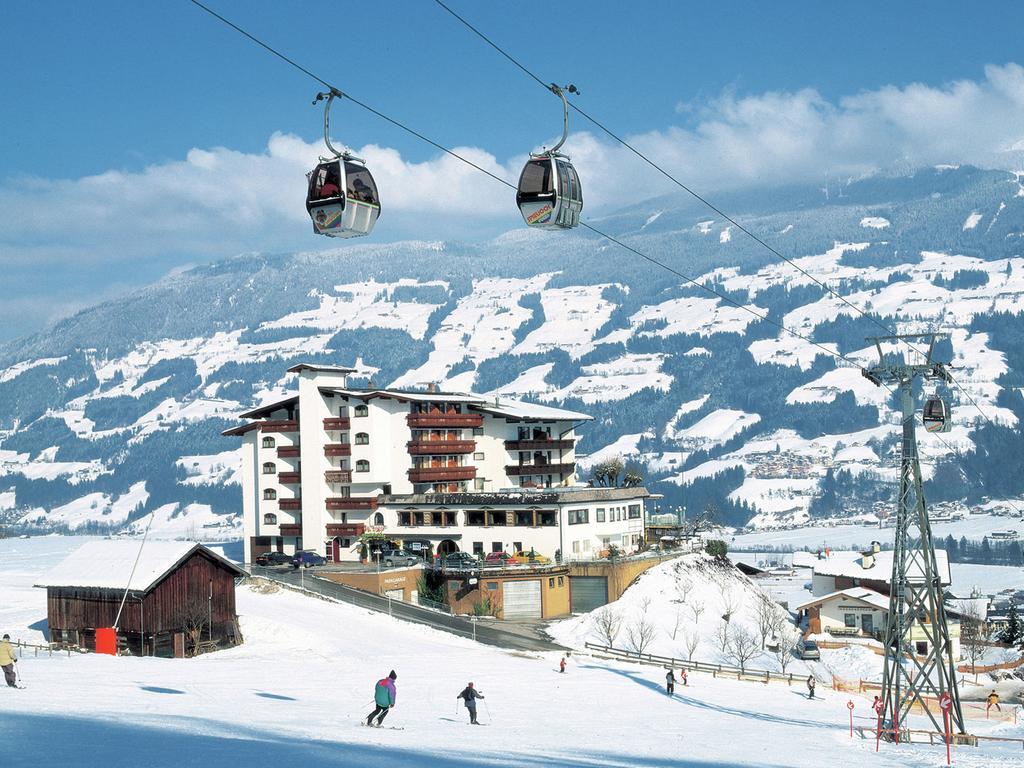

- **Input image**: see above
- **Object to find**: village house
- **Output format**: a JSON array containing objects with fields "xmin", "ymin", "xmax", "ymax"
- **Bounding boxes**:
[{"xmin": 224, "ymin": 363, "xmax": 650, "ymax": 564}]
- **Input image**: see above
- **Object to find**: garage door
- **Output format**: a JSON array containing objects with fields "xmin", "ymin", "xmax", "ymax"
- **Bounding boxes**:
[
  {"xmin": 503, "ymin": 579, "xmax": 542, "ymax": 619},
  {"xmin": 570, "ymin": 576, "xmax": 609, "ymax": 613}
]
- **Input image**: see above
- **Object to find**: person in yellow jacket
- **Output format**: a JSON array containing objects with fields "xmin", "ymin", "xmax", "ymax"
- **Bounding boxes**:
[
  {"xmin": 0, "ymin": 633, "xmax": 17, "ymax": 688},
  {"xmin": 986, "ymin": 691, "xmax": 1001, "ymax": 713}
]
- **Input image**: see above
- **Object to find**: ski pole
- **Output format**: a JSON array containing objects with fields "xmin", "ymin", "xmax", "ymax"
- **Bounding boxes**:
[{"xmin": 483, "ymin": 699, "xmax": 492, "ymax": 723}]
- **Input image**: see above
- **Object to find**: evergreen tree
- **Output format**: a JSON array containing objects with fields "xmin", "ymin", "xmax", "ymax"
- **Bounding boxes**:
[
  {"xmin": 1000, "ymin": 603, "xmax": 1022, "ymax": 646},
  {"xmin": 980, "ymin": 538, "xmax": 993, "ymax": 564},
  {"xmin": 959, "ymin": 536, "xmax": 970, "ymax": 561},
  {"xmin": 944, "ymin": 535, "xmax": 959, "ymax": 562}
]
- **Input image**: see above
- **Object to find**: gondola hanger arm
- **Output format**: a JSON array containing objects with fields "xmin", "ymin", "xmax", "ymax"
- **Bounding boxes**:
[
  {"xmin": 313, "ymin": 89, "xmax": 361, "ymax": 162},
  {"xmin": 542, "ymin": 83, "xmax": 579, "ymax": 157}
]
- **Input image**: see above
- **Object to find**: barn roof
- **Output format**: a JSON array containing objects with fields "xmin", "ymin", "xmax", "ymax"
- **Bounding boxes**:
[{"xmin": 36, "ymin": 541, "xmax": 244, "ymax": 592}]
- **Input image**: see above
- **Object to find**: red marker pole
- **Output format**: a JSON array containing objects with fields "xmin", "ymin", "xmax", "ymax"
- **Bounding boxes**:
[
  {"xmin": 848, "ymin": 700, "xmax": 854, "ymax": 737},
  {"xmin": 875, "ymin": 702, "xmax": 883, "ymax": 752},
  {"xmin": 939, "ymin": 693, "xmax": 952, "ymax": 766},
  {"xmin": 944, "ymin": 710, "xmax": 951, "ymax": 765}
]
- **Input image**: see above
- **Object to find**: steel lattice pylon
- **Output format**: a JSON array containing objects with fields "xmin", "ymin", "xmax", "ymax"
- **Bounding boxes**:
[{"xmin": 862, "ymin": 333, "xmax": 964, "ymax": 737}]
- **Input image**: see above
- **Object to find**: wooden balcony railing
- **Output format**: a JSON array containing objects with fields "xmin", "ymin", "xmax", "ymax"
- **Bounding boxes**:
[
  {"xmin": 278, "ymin": 499, "xmax": 302, "ymax": 511},
  {"xmin": 407, "ymin": 439, "xmax": 476, "ymax": 455},
  {"xmin": 408, "ymin": 466, "xmax": 477, "ymax": 483},
  {"xmin": 277, "ymin": 446, "xmax": 301, "ymax": 458},
  {"xmin": 504, "ymin": 438, "xmax": 575, "ymax": 451},
  {"xmin": 278, "ymin": 471, "xmax": 301, "ymax": 484},
  {"xmin": 326, "ymin": 497, "xmax": 378, "ymax": 511},
  {"xmin": 505, "ymin": 462, "xmax": 576, "ymax": 477},
  {"xmin": 279, "ymin": 523, "xmax": 302, "ymax": 536},
  {"xmin": 326, "ymin": 523, "xmax": 365, "ymax": 537},
  {"xmin": 323, "ymin": 417, "xmax": 351, "ymax": 431},
  {"xmin": 407, "ymin": 413, "xmax": 484, "ymax": 428},
  {"xmin": 260, "ymin": 420, "xmax": 299, "ymax": 433},
  {"xmin": 325, "ymin": 469, "xmax": 353, "ymax": 484},
  {"xmin": 324, "ymin": 443, "xmax": 352, "ymax": 457}
]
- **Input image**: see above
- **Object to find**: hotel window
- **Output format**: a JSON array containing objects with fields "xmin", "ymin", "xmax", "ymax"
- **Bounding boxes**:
[
  {"xmin": 355, "ymin": 432, "xmax": 369, "ymax": 445},
  {"xmin": 356, "ymin": 460, "xmax": 370, "ymax": 472},
  {"xmin": 473, "ymin": 478, "xmax": 485, "ymax": 491},
  {"xmin": 583, "ymin": 540, "xmax": 591, "ymax": 551},
  {"xmin": 262, "ymin": 462, "xmax": 276, "ymax": 475},
  {"xmin": 473, "ymin": 452, "xmax": 485, "ymax": 460},
  {"xmin": 572, "ymin": 541, "xmax": 580, "ymax": 553},
  {"xmin": 557, "ymin": 576, "xmax": 564, "ymax": 586},
  {"xmin": 263, "ymin": 489, "xmax": 277, "ymax": 500},
  {"xmin": 844, "ymin": 614, "xmax": 857, "ymax": 628},
  {"xmin": 373, "ymin": 512, "xmax": 384, "ymax": 526},
  {"xmin": 628, "ymin": 504, "xmax": 642, "ymax": 519},
  {"xmin": 549, "ymin": 578, "xmax": 555, "ymax": 588},
  {"xmin": 472, "ymin": 542, "xmax": 484, "ymax": 556},
  {"xmin": 596, "ymin": 508, "xmax": 606, "ymax": 522},
  {"xmin": 568, "ymin": 509, "xmax": 588, "ymax": 525},
  {"xmin": 263, "ymin": 513, "xmax": 277, "ymax": 525},
  {"xmin": 354, "ymin": 405, "xmax": 368, "ymax": 417},
  {"xmin": 472, "ymin": 427, "xmax": 484, "ymax": 436},
  {"xmin": 487, "ymin": 582, "xmax": 499, "ymax": 591},
  {"xmin": 262, "ymin": 436, "xmax": 275, "ymax": 448}
]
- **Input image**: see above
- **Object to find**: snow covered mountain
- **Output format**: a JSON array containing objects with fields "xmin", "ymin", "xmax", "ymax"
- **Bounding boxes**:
[{"xmin": 2, "ymin": 165, "xmax": 1024, "ymax": 536}]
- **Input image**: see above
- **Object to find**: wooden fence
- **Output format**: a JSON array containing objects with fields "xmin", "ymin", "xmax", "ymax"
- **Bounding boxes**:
[{"xmin": 832, "ymin": 674, "xmax": 1019, "ymax": 724}]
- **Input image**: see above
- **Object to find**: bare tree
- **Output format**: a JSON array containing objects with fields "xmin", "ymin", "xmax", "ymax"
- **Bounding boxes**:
[
  {"xmin": 592, "ymin": 606, "xmax": 623, "ymax": 647},
  {"xmin": 626, "ymin": 614, "xmax": 658, "ymax": 655},
  {"xmin": 720, "ymin": 585, "xmax": 741, "ymax": 623},
  {"xmin": 689, "ymin": 599, "xmax": 706, "ymax": 625},
  {"xmin": 179, "ymin": 596, "xmax": 210, "ymax": 656},
  {"xmin": 773, "ymin": 625, "xmax": 802, "ymax": 674},
  {"xmin": 715, "ymin": 621, "xmax": 732, "ymax": 656},
  {"xmin": 959, "ymin": 602, "xmax": 990, "ymax": 683},
  {"xmin": 675, "ymin": 577, "xmax": 693, "ymax": 605},
  {"xmin": 668, "ymin": 610, "xmax": 683, "ymax": 641},
  {"xmin": 683, "ymin": 630, "xmax": 700, "ymax": 661},
  {"xmin": 754, "ymin": 594, "xmax": 779, "ymax": 649},
  {"xmin": 639, "ymin": 596, "xmax": 653, "ymax": 614},
  {"xmin": 727, "ymin": 625, "xmax": 762, "ymax": 673}
]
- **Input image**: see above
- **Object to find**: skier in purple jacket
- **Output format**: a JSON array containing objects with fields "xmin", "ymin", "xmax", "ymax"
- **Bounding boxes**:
[{"xmin": 366, "ymin": 670, "xmax": 397, "ymax": 726}]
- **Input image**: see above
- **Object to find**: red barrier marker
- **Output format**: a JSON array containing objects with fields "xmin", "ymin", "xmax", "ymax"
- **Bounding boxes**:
[
  {"xmin": 95, "ymin": 627, "xmax": 117, "ymax": 656},
  {"xmin": 874, "ymin": 699, "xmax": 884, "ymax": 752},
  {"xmin": 939, "ymin": 693, "xmax": 952, "ymax": 765},
  {"xmin": 847, "ymin": 700, "xmax": 854, "ymax": 737}
]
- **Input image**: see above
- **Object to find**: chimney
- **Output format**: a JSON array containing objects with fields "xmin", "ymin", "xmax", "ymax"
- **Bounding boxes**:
[
  {"xmin": 871, "ymin": 541, "xmax": 881, "ymax": 554},
  {"xmin": 426, "ymin": 382, "xmax": 436, "ymax": 393}
]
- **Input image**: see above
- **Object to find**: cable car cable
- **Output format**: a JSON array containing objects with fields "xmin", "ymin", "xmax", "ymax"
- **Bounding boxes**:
[
  {"xmin": 431, "ymin": 0, "xmax": 1013, "ymax": 444},
  {"xmin": 188, "ymin": 1, "xmax": 1021, "ymax": 515}
]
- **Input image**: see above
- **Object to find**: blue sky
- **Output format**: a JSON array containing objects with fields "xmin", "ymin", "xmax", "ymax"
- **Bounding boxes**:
[{"xmin": 2, "ymin": 1, "xmax": 1024, "ymax": 343}]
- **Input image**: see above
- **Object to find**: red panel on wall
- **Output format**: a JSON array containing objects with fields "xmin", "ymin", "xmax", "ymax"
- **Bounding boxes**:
[{"xmin": 95, "ymin": 627, "xmax": 117, "ymax": 656}]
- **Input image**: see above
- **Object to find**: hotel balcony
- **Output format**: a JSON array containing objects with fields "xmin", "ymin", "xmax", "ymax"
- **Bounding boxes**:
[
  {"xmin": 407, "ymin": 439, "xmax": 476, "ymax": 455},
  {"xmin": 260, "ymin": 420, "xmax": 299, "ymax": 433},
  {"xmin": 326, "ymin": 523, "xmax": 365, "ymax": 537},
  {"xmin": 325, "ymin": 469, "xmax": 353, "ymax": 484},
  {"xmin": 505, "ymin": 462, "xmax": 576, "ymax": 477},
  {"xmin": 279, "ymin": 523, "xmax": 302, "ymax": 536},
  {"xmin": 278, "ymin": 499, "xmax": 302, "ymax": 511},
  {"xmin": 326, "ymin": 497, "xmax": 378, "ymax": 511},
  {"xmin": 407, "ymin": 413, "xmax": 484, "ymax": 429},
  {"xmin": 323, "ymin": 417, "xmax": 351, "ymax": 431},
  {"xmin": 278, "ymin": 471, "xmax": 301, "ymax": 484},
  {"xmin": 504, "ymin": 438, "xmax": 575, "ymax": 451},
  {"xmin": 408, "ymin": 466, "xmax": 477, "ymax": 483},
  {"xmin": 277, "ymin": 446, "xmax": 301, "ymax": 458},
  {"xmin": 324, "ymin": 443, "xmax": 352, "ymax": 457}
]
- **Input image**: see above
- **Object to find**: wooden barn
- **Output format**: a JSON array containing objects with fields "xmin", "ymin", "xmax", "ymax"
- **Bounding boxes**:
[{"xmin": 36, "ymin": 541, "xmax": 245, "ymax": 658}]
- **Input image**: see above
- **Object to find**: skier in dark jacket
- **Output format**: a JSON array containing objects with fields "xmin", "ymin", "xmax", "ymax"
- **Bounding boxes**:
[
  {"xmin": 806, "ymin": 675, "xmax": 816, "ymax": 700},
  {"xmin": 457, "ymin": 682, "xmax": 485, "ymax": 724},
  {"xmin": 366, "ymin": 670, "xmax": 397, "ymax": 726},
  {"xmin": 665, "ymin": 669, "xmax": 676, "ymax": 695}
]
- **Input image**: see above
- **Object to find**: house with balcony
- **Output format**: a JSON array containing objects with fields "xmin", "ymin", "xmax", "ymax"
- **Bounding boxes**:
[{"xmin": 225, "ymin": 363, "xmax": 650, "ymax": 564}]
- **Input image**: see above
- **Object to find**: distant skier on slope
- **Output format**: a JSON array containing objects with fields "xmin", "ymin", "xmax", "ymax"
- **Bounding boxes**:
[
  {"xmin": 665, "ymin": 669, "xmax": 676, "ymax": 695},
  {"xmin": 680, "ymin": 668, "xmax": 688, "ymax": 687},
  {"xmin": 559, "ymin": 656, "xmax": 567, "ymax": 673},
  {"xmin": 0, "ymin": 634, "xmax": 17, "ymax": 688},
  {"xmin": 366, "ymin": 670, "xmax": 397, "ymax": 727},
  {"xmin": 806, "ymin": 675, "xmax": 816, "ymax": 700},
  {"xmin": 457, "ymin": 682, "xmax": 485, "ymax": 724}
]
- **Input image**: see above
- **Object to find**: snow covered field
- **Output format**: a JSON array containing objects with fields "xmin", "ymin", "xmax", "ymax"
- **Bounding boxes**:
[{"xmin": 1, "ymin": 537, "xmax": 1022, "ymax": 767}]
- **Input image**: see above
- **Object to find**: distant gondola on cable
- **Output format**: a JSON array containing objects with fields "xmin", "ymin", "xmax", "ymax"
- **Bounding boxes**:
[
  {"xmin": 306, "ymin": 89, "xmax": 380, "ymax": 238},
  {"xmin": 923, "ymin": 395, "xmax": 952, "ymax": 433},
  {"xmin": 516, "ymin": 84, "xmax": 583, "ymax": 230}
]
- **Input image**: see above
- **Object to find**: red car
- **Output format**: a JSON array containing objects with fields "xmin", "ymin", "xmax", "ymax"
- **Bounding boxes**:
[{"xmin": 484, "ymin": 551, "xmax": 513, "ymax": 566}]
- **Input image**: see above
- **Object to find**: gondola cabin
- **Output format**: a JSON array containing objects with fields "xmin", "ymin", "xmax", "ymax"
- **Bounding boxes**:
[
  {"xmin": 306, "ymin": 158, "xmax": 381, "ymax": 238},
  {"xmin": 516, "ymin": 156, "xmax": 582, "ymax": 230},
  {"xmin": 923, "ymin": 396, "xmax": 952, "ymax": 433}
]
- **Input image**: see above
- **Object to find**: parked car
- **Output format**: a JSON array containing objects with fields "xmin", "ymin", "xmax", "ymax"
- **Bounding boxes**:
[
  {"xmin": 255, "ymin": 551, "xmax": 292, "ymax": 567},
  {"xmin": 292, "ymin": 551, "xmax": 326, "ymax": 569},
  {"xmin": 483, "ymin": 551, "xmax": 513, "ymax": 567},
  {"xmin": 378, "ymin": 548, "xmax": 421, "ymax": 568},
  {"xmin": 798, "ymin": 639, "xmax": 820, "ymax": 660},
  {"xmin": 511, "ymin": 549, "xmax": 551, "ymax": 565},
  {"xmin": 443, "ymin": 552, "xmax": 479, "ymax": 569}
]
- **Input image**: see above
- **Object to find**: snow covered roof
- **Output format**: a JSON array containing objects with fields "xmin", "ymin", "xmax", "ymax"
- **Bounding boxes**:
[
  {"xmin": 286, "ymin": 363, "xmax": 357, "ymax": 375},
  {"xmin": 792, "ymin": 551, "xmax": 819, "ymax": 569},
  {"xmin": 469, "ymin": 395, "xmax": 591, "ymax": 422},
  {"xmin": 793, "ymin": 587, "xmax": 890, "ymax": 612},
  {"xmin": 238, "ymin": 396, "xmax": 298, "ymax": 420},
  {"xmin": 36, "ymin": 541, "xmax": 244, "ymax": 592},
  {"xmin": 812, "ymin": 549, "xmax": 950, "ymax": 585}
]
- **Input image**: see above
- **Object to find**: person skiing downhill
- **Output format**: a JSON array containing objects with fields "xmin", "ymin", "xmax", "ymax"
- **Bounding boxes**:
[
  {"xmin": 987, "ymin": 691, "xmax": 1001, "ymax": 713},
  {"xmin": 0, "ymin": 634, "xmax": 16, "ymax": 688},
  {"xmin": 806, "ymin": 675, "xmax": 816, "ymax": 700},
  {"xmin": 457, "ymin": 682, "xmax": 485, "ymax": 724},
  {"xmin": 665, "ymin": 669, "xmax": 676, "ymax": 695},
  {"xmin": 680, "ymin": 668, "xmax": 688, "ymax": 687},
  {"xmin": 366, "ymin": 670, "xmax": 397, "ymax": 726},
  {"xmin": 559, "ymin": 656, "xmax": 567, "ymax": 673}
]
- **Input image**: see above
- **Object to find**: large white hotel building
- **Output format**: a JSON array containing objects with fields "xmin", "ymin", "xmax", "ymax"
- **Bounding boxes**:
[{"xmin": 225, "ymin": 364, "xmax": 650, "ymax": 564}]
